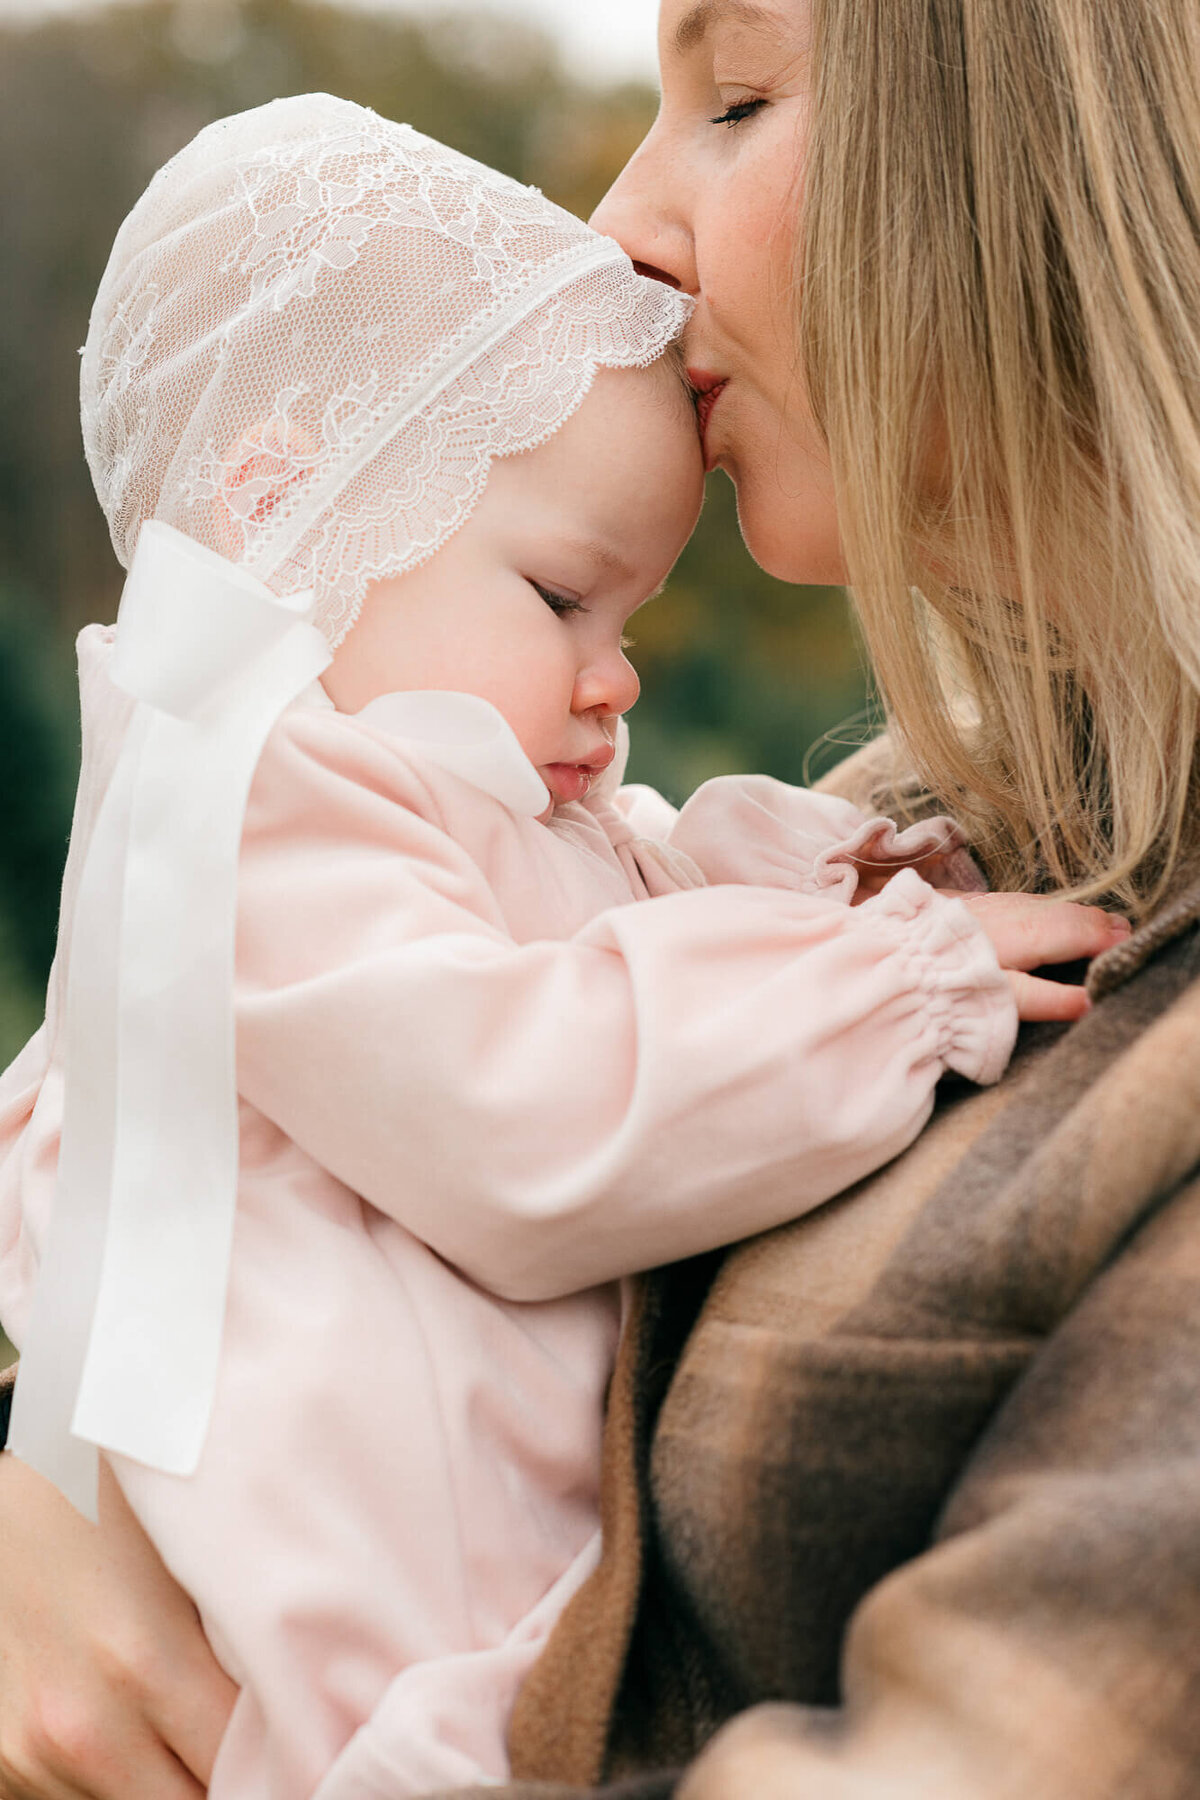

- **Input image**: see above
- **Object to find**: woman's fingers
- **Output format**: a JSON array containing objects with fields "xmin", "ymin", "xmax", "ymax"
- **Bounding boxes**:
[
  {"xmin": 1007, "ymin": 970, "xmax": 1092, "ymax": 1022},
  {"xmin": 0, "ymin": 1455, "xmax": 236, "ymax": 1800},
  {"xmin": 0, "ymin": 1713, "xmax": 206, "ymax": 1800},
  {"xmin": 143, "ymin": 1651, "xmax": 237, "ymax": 1790},
  {"xmin": 962, "ymin": 893, "xmax": 1131, "ymax": 973},
  {"xmin": 956, "ymin": 892, "xmax": 1131, "ymax": 1023},
  {"xmin": 0, "ymin": 1672, "xmax": 202, "ymax": 1800},
  {"xmin": 94, "ymin": 1467, "xmax": 238, "ymax": 1785}
]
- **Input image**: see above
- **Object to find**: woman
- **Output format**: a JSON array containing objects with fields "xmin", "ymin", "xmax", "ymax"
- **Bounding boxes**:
[{"xmin": 3, "ymin": 0, "xmax": 1200, "ymax": 1795}]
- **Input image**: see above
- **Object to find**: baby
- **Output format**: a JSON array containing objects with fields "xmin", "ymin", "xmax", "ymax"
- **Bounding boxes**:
[{"xmin": 0, "ymin": 96, "xmax": 1117, "ymax": 1800}]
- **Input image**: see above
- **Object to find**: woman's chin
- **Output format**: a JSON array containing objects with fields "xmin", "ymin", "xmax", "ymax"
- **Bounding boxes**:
[{"xmin": 727, "ymin": 468, "xmax": 847, "ymax": 587}]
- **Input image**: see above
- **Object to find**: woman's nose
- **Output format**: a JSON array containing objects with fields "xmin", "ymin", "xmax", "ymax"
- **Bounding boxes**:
[
  {"xmin": 575, "ymin": 650, "xmax": 641, "ymax": 719},
  {"xmin": 590, "ymin": 125, "xmax": 698, "ymax": 296}
]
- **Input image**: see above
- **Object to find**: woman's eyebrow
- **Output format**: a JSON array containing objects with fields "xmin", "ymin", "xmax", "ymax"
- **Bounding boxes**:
[{"xmin": 673, "ymin": 0, "xmax": 784, "ymax": 55}]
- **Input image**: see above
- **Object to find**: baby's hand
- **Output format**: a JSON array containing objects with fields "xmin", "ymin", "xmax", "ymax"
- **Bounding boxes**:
[
  {"xmin": 850, "ymin": 842, "xmax": 981, "ymax": 904},
  {"xmin": 959, "ymin": 892, "xmax": 1131, "ymax": 1021},
  {"xmin": 850, "ymin": 861, "xmax": 910, "ymax": 904}
]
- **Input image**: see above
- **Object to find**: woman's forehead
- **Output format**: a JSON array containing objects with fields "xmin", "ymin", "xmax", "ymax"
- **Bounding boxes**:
[{"xmin": 665, "ymin": 0, "xmax": 803, "ymax": 57}]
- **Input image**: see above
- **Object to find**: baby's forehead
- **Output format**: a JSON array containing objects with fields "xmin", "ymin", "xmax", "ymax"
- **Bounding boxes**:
[
  {"xmin": 591, "ymin": 348, "xmax": 695, "ymax": 427},
  {"xmin": 640, "ymin": 341, "xmax": 694, "ymax": 416},
  {"xmin": 578, "ymin": 356, "xmax": 696, "ymax": 449},
  {"xmin": 468, "ymin": 352, "xmax": 702, "ymax": 563},
  {"xmin": 656, "ymin": 338, "xmax": 691, "ymax": 394}
]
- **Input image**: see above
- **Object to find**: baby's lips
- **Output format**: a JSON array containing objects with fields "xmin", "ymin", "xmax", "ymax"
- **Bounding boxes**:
[{"xmin": 583, "ymin": 740, "xmax": 616, "ymax": 774}]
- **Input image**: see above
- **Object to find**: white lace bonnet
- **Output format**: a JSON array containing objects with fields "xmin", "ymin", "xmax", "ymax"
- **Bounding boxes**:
[
  {"xmin": 12, "ymin": 95, "xmax": 692, "ymax": 1517},
  {"xmin": 81, "ymin": 90, "xmax": 691, "ymax": 645}
]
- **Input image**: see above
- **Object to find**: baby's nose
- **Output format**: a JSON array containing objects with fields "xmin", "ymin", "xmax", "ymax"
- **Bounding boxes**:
[{"xmin": 577, "ymin": 650, "xmax": 639, "ymax": 718}]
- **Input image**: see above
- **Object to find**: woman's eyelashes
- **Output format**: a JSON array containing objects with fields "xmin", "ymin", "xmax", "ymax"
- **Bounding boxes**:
[{"xmin": 710, "ymin": 95, "xmax": 767, "ymax": 128}]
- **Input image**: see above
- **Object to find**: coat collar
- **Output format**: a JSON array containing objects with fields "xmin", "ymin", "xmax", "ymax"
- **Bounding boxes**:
[{"xmin": 1088, "ymin": 865, "xmax": 1200, "ymax": 998}]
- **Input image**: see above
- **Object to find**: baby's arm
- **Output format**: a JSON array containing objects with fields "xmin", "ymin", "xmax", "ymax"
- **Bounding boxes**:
[
  {"xmin": 656, "ymin": 771, "xmax": 985, "ymax": 900},
  {"xmin": 235, "ymin": 711, "xmax": 1118, "ymax": 1305}
]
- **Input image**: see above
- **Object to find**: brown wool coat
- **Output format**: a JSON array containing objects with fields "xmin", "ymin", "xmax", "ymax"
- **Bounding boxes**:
[{"xmin": 432, "ymin": 783, "xmax": 1200, "ymax": 1800}]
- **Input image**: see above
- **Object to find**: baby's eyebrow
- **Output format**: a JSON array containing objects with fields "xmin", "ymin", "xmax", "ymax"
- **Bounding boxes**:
[{"xmin": 560, "ymin": 536, "xmax": 637, "ymax": 585}]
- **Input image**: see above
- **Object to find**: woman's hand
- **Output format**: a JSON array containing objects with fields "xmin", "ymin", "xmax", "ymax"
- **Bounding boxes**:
[
  {"xmin": 960, "ymin": 891, "xmax": 1131, "ymax": 1021},
  {"xmin": 0, "ymin": 1452, "xmax": 237, "ymax": 1799}
]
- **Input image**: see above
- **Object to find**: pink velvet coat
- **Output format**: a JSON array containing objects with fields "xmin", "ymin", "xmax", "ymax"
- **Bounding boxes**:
[{"xmin": 0, "ymin": 627, "xmax": 1016, "ymax": 1800}]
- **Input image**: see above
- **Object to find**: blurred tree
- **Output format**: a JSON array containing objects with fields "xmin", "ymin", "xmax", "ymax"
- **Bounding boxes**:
[
  {"xmin": 627, "ymin": 475, "xmax": 873, "ymax": 802},
  {"xmin": 0, "ymin": 0, "xmax": 618, "ymax": 636},
  {"xmin": 0, "ymin": 589, "xmax": 77, "ymax": 979},
  {"xmin": 0, "ymin": 0, "xmax": 869, "ymax": 1047},
  {"xmin": 0, "ymin": 586, "xmax": 78, "ymax": 1063}
]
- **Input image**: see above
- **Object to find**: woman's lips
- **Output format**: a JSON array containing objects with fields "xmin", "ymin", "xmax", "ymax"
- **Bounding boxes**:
[{"xmin": 687, "ymin": 368, "xmax": 729, "ymax": 470}]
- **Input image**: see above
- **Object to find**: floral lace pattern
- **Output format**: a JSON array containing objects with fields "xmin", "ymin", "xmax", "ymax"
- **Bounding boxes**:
[
  {"xmin": 230, "ymin": 125, "xmax": 389, "ymax": 310},
  {"xmin": 84, "ymin": 282, "xmax": 159, "ymax": 522},
  {"xmin": 80, "ymin": 94, "xmax": 692, "ymax": 645}
]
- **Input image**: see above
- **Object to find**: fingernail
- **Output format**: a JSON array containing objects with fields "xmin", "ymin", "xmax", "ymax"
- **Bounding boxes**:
[{"xmin": 1109, "ymin": 916, "xmax": 1133, "ymax": 937}]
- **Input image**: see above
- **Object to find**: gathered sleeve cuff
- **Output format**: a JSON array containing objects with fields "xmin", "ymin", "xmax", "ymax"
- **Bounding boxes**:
[
  {"xmin": 852, "ymin": 870, "xmax": 1017, "ymax": 1087},
  {"xmin": 665, "ymin": 773, "xmax": 987, "ymax": 901}
]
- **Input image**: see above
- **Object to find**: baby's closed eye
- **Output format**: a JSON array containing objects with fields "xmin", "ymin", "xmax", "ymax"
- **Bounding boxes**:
[{"xmin": 532, "ymin": 582, "xmax": 584, "ymax": 615}]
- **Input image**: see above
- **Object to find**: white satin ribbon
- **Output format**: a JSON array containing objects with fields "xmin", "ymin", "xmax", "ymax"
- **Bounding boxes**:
[{"xmin": 10, "ymin": 522, "xmax": 331, "ymax": 1518}]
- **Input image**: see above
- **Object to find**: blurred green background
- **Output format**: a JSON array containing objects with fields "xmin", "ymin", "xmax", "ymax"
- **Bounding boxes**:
[{"xmin": 0, "ymin": 0, "xmax": 871, "ymax": 1083}]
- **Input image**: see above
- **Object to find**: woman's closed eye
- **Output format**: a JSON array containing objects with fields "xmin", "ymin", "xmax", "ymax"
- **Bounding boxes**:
[{"xmin": 710, "ymin": 96, "xmax": 767, "ymax": 128}]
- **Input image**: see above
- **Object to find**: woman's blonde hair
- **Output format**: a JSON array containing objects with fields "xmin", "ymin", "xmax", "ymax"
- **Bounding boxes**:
[{"xmin": 802, "ymin": 0, "xmax": 1200, "ymax": 914}]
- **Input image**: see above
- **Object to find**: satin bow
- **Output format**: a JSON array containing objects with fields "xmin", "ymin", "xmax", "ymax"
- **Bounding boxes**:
[{"xmin": 10, "ymin": 522, "xmax": 331, "ymax": 1519}]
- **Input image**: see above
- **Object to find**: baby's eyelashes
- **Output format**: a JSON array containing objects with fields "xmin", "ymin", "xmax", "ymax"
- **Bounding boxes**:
[{"xmin": 532, "ymin": 582, "xmax": 585, "ymax": 615}]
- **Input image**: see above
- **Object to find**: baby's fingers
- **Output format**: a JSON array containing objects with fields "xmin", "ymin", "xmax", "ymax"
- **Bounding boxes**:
[{"xmin": 1008, "ymin": 970, "xmax": 1092, "ymax": 1023}]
